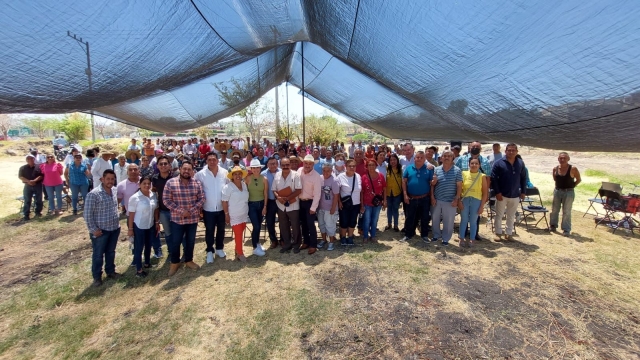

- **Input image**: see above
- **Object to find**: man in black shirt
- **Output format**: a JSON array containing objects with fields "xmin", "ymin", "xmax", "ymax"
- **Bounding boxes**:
[
  {"xmin": 151, "ymin": 155, "xmax": 176, "ymax": 258},
  {"xmin": 18, "ymin": 154, "xmax": 44, "ymax": 220}
]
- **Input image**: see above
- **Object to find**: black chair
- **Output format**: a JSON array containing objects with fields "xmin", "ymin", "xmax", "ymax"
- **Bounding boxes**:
[
  {"xmin": 520, "ymin": 187, "xmax": 549, "ymax": 231},
  {"xmin": 485, "ymin": 189, "xmax": 496, "ymax": 232},
  {"xmin": 595, "ymin": 189, "xmax": 638, "ymax": 234},
  {"xmin": 583, "ymin": 182, "xmax": 622, "ymax": 217}
]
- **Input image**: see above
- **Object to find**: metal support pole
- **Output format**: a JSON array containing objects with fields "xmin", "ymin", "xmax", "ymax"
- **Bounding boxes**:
[
  {"xmin": 286, "ymin": 82, "xmax": 290, "ymax": 137},
  {"xmin": 301, "ymin": 42, "xmax": 306, "ymax": 144},
  {"xmin": 67, "ymin": 31, "xmax": 95, "ymax": 142}
]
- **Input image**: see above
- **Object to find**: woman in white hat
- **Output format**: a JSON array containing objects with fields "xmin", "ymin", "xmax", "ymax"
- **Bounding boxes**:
[
  {"xmin": 222, "ymin": 166, "xmax": 250, "ymax": 261},
  {"xmin": 245, "ymin": 159, "xmax": 269, "ymax": 256}
]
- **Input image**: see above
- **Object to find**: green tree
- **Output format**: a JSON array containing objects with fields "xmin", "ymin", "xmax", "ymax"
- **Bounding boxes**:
[
  {"xmin": 194, "ymin": 126, "xmax": 217, "ymax": 140},
  {"xmin": 352, "ymin": 133, "xmax": 371, "ymax": 142},
  {"xmin": 57, "ymin": 113, "xmax": 90, "ymax": 143},
  {"xmin": 214, "ymin": 78, "xmax": 273, "ymax": 140},
  {"xmin": 23, "ymin": 116, "xmax": 56, "ymax": 139},
  {"xmin": 305, "ymin": 114, "xmax": 345, "ymax": 145}
]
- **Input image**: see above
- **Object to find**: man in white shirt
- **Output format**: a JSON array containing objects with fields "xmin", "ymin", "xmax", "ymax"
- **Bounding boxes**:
[
  {"xmin": 348, "ymin": 141, "xmax": 357, "ymax": 159},
  {"xmin": 182, "ymin": 139, "xmax": 197, "ymax": 155},
  {"xmin": 194, "ymin": 152, "xmax": 229, "ymax": 263},
  {"xmin": 399, "ymin": 143, "xmax": 416, "ymax": 168},
  {"xmin": 91, "ymin": 151, "xmax": 114, "ymax": 187},
  {"xmin": 114, "ymin": 155, "xmax": 129, "ymax": 185},
  {"xmin": 272, "ymin": 158, "xmax": 302, "ymax": 253}
]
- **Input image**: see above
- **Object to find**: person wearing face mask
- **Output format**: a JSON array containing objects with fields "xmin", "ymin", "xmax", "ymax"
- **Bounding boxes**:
[{"xmin": 455, "ymin": 141, "xmax": 492, "ymax": 241}]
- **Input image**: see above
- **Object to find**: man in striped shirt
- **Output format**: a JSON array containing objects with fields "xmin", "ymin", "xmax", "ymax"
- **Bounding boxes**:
[
  {"xmin": 84, "ymin": 169, "xmax": 121, "ymax": 287},
  {"xmin": 430, "ymin": 150, "xmax": 462, "ymax": 246},
  {"xmin": 163, "ymin": 161, "xmax": 206, "ymax": 276}
]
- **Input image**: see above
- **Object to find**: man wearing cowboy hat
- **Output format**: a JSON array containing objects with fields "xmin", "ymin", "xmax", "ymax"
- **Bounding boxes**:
[
  {"xmin": 91, "ymin": 150, "xmax": 114, "ymax": 188},
  {"xmin": 297, "ymin": 155, "xmax": 323, "ymax": 254},
  {"xmin": 195, "ymin": 151, "xmax": 229, "ymax": 264}
]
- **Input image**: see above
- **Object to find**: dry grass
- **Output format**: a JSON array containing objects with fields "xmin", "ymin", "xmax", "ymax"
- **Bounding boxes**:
[{"xmin": 0, "ymin": 150, "xmax": 639, "ymax": 359}]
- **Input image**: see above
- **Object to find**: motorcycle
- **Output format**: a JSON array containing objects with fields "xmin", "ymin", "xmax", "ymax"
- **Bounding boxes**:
[{"xmin": 54, "ymin": 144, "xmax": 68, "ymax": 162}]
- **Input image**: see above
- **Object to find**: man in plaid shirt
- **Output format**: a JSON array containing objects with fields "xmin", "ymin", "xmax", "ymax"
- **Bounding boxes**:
[
  {"xmin": 163, "ymin": 161, "xmax": 205, "ymax": 276},
  {"xmin": 84, "ymin": 169, "xmax": 121, "ymax": 287}
]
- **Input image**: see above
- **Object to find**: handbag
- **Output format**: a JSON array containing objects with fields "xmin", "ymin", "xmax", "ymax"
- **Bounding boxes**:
[
  {"xmin": 340, "ymin": 175, "xmax": 356, "ymax": 208},
  {"xmin": 367, "ymin": 172, "xmax": 384, "ymax": 207}
]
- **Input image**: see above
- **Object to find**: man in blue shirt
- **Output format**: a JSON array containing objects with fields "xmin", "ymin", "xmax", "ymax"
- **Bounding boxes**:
[
  {"xmin": 490, "ymin": 143, "xmax": 526, "ymax": 240},
  {"xmin": 431, "ymin": 151, "xmax": 462, "ymax": 245},
  {"xmin": 261, "ymin": 157, "xmax": 281, "ymax": 248},
  {"xmin": 400, "ymin": 151, "xmax": 435, "ymax": 242}
]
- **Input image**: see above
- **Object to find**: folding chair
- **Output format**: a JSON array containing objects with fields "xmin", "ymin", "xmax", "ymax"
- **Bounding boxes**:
[
  {"xmin": 595, "ymin": 189, "xmax": 639, "ymax": 235},
  {"xmin": 520, "ymin": 188, "xmax": 549, "ymax": 231},
  {"xmin": 583, "ymin": 182, "xmax": 622, "ymax": 217},
  {"xmin": 485, "ymin": 189, "xmax": 496, "ymax": 233}
]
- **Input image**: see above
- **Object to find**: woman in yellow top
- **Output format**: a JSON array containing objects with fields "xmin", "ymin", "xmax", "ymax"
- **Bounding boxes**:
[
  {"xmin": 385, "ymin": 153, "xmax": 403, "ymax": 232},
  {"xmin": 458, "ymin": 158, "xmax": 488, "ymax": 247}
]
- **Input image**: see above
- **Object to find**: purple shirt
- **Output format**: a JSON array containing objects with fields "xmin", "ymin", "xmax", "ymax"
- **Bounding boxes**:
[
  {"xmin": 319, "ymin": 175, "xmax": 340, "ymax": 211},
  {"xmin": 117, "ymin": 179, "xmax": 140, "ymax": 214}
]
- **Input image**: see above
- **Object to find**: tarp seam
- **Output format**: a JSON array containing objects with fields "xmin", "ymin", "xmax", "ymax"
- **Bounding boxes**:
[
  {"xmin": 188, "ymin": 0, "xmax": 240, "ymax": 53},
  {"xmin": 346, "ymin": 0, "xmax": 362, "ymax": 60}
]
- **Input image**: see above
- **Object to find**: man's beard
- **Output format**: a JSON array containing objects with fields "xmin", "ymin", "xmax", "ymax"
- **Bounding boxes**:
[{"xmin": 180, "ymin": 174, "xmax": 191, "ymax": 180}]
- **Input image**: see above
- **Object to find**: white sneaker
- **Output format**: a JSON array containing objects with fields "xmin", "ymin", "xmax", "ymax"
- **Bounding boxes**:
[
  {"xmin": 258, "ymin": 243, "xmax": 266, "ymax": 252},
  {"xmin": 253, "ymin": 247, "xmax": 265, "ymax": 256},
  {"xmin": 216, "ymin": 250, "xmax": 226, "ymax": 258},
  {"xmin": 206, "ymin": 251, "xmax": 214, "ymax": 264}
]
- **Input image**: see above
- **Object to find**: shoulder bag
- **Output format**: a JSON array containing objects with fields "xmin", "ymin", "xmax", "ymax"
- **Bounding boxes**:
[
  {"xmin": 367, "ymin": 172, "xmax": 384, "ymax": 207},
  {"xmin": 340, "ymin": 175, "xmax": 356, "ymax": 208}
]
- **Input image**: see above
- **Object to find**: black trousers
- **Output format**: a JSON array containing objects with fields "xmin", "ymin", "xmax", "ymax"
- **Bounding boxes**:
[
  {"xmin": 23, "ymin": 184, "xmax": 43, "ymax": 217},
  {"xmin": 299, "ymin": 199, "xmax": 318, "ymax": 248},
  {"xmin": 265, "ymin": 199, "xmax": 278, "ymax": 243}
]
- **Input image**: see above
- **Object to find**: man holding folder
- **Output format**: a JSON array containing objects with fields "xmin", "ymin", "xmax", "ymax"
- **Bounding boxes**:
[{"xmin": 272, "ymin": 158, "xmax": 302, "ymax": 253}]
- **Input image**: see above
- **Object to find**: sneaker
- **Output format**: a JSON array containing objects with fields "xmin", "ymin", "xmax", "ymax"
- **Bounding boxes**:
[
  {"xmin": 130, "ymin": 261, "xmax": 136, "ymax": 267},
  {"xmin": 215, "ymin": 250, "xmax": 226, "ymax": 258},
  {"xmin": 399, "ymin": 236, "xmax": 410, "ymax": 243},
  {"xmin": 549, "ymin": 226, "xmax": 557, "ymax": 232},
  {"xmin": 340, "ymin": 237, "xmax": 347, "ymax": 246},
  {"xmin": 430, "ymin": 237, "xmax": 439, "ymax": 243},
  {"xmin": 258, "ymin": 243, "xmax": 266, "ymax": 252},
  {"xmin": 252, "ymin": 247, "xmax": 266, "ymax": 256},
  {"xmin": 154, "ymin": 249, "xmax": 163, "ymax": 259},
  {"xmin": 135, "ymin": 271, "xmax": 147, "ymax": 278},
  {"xmin": 317, "ymin": 240, "xmax": 326, "ymax": 249},
  {"xmin": 421, "ymin": 236, "xmax": 430, "ymax": 244},
  {"xmin": 346, "ymin": 237, "xmax": 354, "ymax": 246},
  {"xmin": 206, "ymin": 251, "xmax": 214, "ymax": 264},
  {"xmin": 327, "ymin": 243, "xmax": 335, "ymax": 251},
  {"xmin": 563, "ymin": 231, "xmax": 570, "ymax": 237},
  {"xmin": 441, "ymin": 242, "xmax": 449, "ymax": 247}
]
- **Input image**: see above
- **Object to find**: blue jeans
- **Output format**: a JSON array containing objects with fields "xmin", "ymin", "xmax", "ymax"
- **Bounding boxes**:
[
  {"xmin": 386, "ymin": 194, "xmax": 402, "ymax": 227},
  {"xmin": 23, "ymin": 184, "xmax": 43, "ymax": 217},
  {"xmin": 363, "ymin": 205, "xmax": 382, "ymax": 239},
  {"xmin": 248, "ymin": 201, "xmax": 264, "ymax": 249},
  {"xmin": 69, "ymin": 183, "xmax": 89, "ymax": 211},
  {"xmin": 45, "ymin": 184, "xmax": 63, "ymax": 212},
  {"xmin": 156, "ymin": 210, "xmax": 172, "ymax": 253},
  {"xmin": 404, "ymin": 196, "xmax": 431, "ymax": 239},
  {"xmin": 90, "ymin": 228, "xmax": 120, "ymax": 280},
  {"xmin": 203, "ymin": 210, "xmax": 226, "ymax": 252},
  {"xmin": 133, "ymin": 224, "xmax": 153, "ymax": 271},
  {"xmin": 169, "ymin": 222, "xmax": 197, "ymax": 264},
  {"xmin": 550, "ymin": 188, "xmax": 575, "ymax": 232},
  {"xmin": 459, "ymin": 197, "xmax": 482, "ymax": 240}
]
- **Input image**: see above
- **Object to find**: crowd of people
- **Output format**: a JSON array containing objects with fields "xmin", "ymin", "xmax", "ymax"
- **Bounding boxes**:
[{"xmin": 17, "ymin": 136, "xmax": 581, "ymax": 287}]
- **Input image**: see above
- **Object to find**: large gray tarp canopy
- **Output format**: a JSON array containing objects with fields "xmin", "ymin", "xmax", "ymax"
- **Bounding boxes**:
[{"xmin": 1, "ymin": 0, "xmax": 639, "ymax": 151}]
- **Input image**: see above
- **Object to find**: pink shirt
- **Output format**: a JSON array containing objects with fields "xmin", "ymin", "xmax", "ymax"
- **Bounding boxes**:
[
  {"xmin": 117, "ymin": 179, "xmax": 140, "ymax": 214},
  {"xmin": 40, "ymin": 162, "xmax": 64, "ymax": 186},
  {"xmin": 297, "ymin": 168, "xmax": 323, "ymax": 212}
]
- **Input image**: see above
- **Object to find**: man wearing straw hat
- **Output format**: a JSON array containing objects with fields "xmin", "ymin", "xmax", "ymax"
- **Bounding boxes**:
[{"xmin": 91, "ymin": 150, "xmax": 114, "ymax": 188}]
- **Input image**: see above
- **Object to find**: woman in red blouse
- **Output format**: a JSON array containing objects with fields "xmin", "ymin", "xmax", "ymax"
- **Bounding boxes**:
[{"xmin": 360, "ymin": 159, "xmax": 387, "ymax": 243}]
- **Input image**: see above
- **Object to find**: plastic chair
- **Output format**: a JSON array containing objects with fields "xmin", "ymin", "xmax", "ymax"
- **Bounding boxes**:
[{"xmin": 520, "ymin": 188, "xmax": 549, "ymax": 231}]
